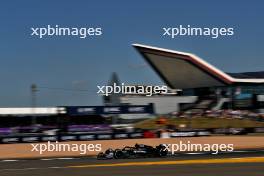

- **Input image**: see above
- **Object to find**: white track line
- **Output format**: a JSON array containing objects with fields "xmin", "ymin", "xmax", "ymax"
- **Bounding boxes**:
[
  {"xmin": 1, "ymin": 157, "xmax": 79, "ymax": 162},
  {"xmin": 40, "ymin": 158, "xmax": 54, "ymax": 161},
  {"xmin": 1, "ymin": 167, "xmax": 41, "ymax": 171},
  {"xmin": 1, "ymin": 166, "xmax": 67, "ymax": 172},
  {"xmin": 1, "ymin": 160, "xmax": 19, "ymax": 162},
  {"xmin": 185, "ymin": 152, "xmax": 206, "ymax": 155},
  {"xmin": 56, "ymin": 157, "xmax": 76, "ymax": 160}
]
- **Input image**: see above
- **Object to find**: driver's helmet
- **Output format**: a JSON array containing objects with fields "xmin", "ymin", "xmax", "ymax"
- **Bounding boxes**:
[{"xmin": 105, "ymin": 148, "xmax": 113, "ymax": 154}]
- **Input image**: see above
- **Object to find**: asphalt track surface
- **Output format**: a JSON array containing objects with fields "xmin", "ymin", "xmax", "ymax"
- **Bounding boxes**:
[{"xmin": 1, "ymin": 150, "xmax": 264, "ymax": 176}]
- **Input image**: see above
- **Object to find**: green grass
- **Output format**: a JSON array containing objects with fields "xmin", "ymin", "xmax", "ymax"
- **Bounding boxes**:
[{"xmin": 134, "ymin": 117, "xmax": 264, "ymax": 130}]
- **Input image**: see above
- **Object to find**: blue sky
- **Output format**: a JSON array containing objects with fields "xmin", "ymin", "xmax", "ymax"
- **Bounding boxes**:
[{"xmin": 0, "ymin": 0, "xmax": 263, "ymax": 106}]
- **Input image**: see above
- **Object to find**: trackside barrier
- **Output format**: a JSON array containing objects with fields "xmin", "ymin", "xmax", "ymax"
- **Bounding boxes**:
[{"xmin": 0, "ymin": 127, "xmax": 264, "ymax": 144}]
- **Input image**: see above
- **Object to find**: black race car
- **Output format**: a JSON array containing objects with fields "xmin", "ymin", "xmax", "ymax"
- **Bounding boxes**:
[
  {"xmin": 97, "ymin": 144, "xmax": 168, "ymax": 159},
  {"xmin": 97, "ymin": 148, "xmax": 115, "ymax": 159}
]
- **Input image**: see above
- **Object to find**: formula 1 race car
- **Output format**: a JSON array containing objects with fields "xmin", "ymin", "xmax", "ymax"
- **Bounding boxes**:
[{"xmin": 97, "ymin": 144, "xmax": 168, "ymax": 159}]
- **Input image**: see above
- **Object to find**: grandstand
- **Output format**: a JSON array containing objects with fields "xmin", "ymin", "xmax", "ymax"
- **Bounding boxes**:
[{"xmin": 132, "ymin": 44, "xmax": 264, "ymax": 111}]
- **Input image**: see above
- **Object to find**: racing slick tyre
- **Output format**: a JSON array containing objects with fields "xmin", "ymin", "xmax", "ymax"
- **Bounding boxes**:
[
  {"xmin": 97, "ymin": 152, "xmax": 105, "ymax": 160},
  {"xmin": 158, "ymin": 148, "xmax": 168, "ymax": 157},
  {"xmin": 156, "ymin": 145, "xmax": 168, "ymax": 157},
  {"xmin": 114, "ymin": 149, "xmax": 124, "ymax": 159}
]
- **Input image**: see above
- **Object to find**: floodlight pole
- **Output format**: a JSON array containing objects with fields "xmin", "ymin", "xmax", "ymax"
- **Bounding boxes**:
[{"xmin": 31, "ymin": 84, "xmax": 38, "ymax": 126}]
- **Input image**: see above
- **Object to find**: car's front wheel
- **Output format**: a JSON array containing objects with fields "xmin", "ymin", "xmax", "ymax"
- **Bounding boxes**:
[{"xmin": 114, "ymin": 149, "xmax": 124, "ymax": 159}]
